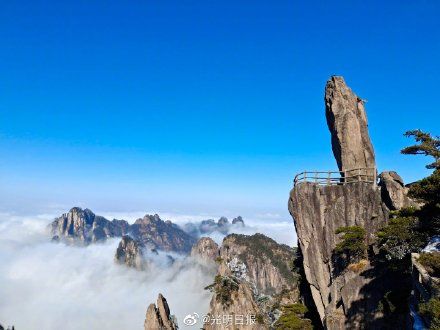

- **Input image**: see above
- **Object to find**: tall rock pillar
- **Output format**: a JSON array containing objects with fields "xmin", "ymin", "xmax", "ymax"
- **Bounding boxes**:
[
  {"xmin": 325, "ymin": 76, "xmax": 376, "ymax": 172},
  {"xmin": 289, "ymin": 77, "xmax": 390, "ymax": 329}
]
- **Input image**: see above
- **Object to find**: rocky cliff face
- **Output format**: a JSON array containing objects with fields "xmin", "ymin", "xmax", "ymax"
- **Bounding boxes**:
[
  {"xmin": 191, "ymin": 237, "xmax": 219, "ymax": 262},
  {"xmin": 131, "ymin": 214, "xmax": 196, "ymax": 253},
  {"xmin": 204, "ymin": 233, "xmax": 301, "ymax": 329},
  {"xmin": 205, "ymin": 276, "xmax": 264, "ymax": 330},
  {"xmin": 218, "ymin": 234, "xmax": 298, "ymax": 297},
  {"xmin": 50, "ymin": 208, "xmax": 195, "ymax": 253},
  {"xmin": 325, "ymin": 76, "xmax": 376, "ymax": 172},
  {"xmin": 49, "ymin": 207, "xmax": 129, "ymax": 244},
  {"xmin": 289, "ymin": 183, "xmax": 388, "ymax": 328},
  {"xmin": 144, "ymin": 294, "xmax": 178, "ymax": 330},
  {"xmin": 289, "ymin": 76, "xmax": 393, "ymax": 329},
  {"xmin": 115, "ymin": 235, "xmax": 144, "ymax": 270}
]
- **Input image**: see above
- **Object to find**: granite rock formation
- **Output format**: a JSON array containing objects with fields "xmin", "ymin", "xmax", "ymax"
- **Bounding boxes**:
[
  {"xmin": 232, "ymin": 216, "xmax": 245, "ymax": 226},
  {"xmin": 289, "ymin": 76, "xmax": 393, "ymax": 329},
  {"xmin": 218, "ymin": 234, "xmax": 298, "ymax": 297},
  {"xmin": 205, "ymin": 276, "xmax": 264, "ymax": 330},
  {"xmin": 201, "ymin": 217, "xmax": 229, "ymax": 235},
  {"xmin": 379, "ymin": 171, "xmax": 416, "ymax": 210},
  {"xmin": 49, "ymin": 207, "xmax": 129, "ymax": 244},
  {"xmin": 50, "ymin": 208, "xmax": 195, "ymax": 253},
  {"xmin": 204, "ymin": 233, "xmax": 300, "ymax": 329},
  {"xmin": 131, "ymin": 214, "xmax": 196, "ymax": 253},
  {"xmin": 325, "ymin": 76, "xmax": 376, "ymax": 172},
  {"xmin": 115, "ymin": 235, "xmax": 144, "ymax": 270},
  {"xmin": 289, "ymin": 183, "xmax": 388, "ymax": 328},
  {"xmin": 190, "ymin": 237, "xmax": 219, "ymax": 262},
  {"xmin": 186, "ymin": 216, "xmax": 245, "ymax": 236},
  {"xmin": 144, "ymin": 294, "xmax": 178, "ymax": 330}
]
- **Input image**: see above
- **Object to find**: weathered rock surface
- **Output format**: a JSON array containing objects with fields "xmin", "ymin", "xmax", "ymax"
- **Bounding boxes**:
[
  {"xmin": 204, "ymin": 233, "xmax": 300, "ymax": 329},
  {"xmin": 289, "ymin": 77, "xmax": 395, "ymax": 329},
  {"xmin": 115, "ymin": 235, "xmax": 144, "ymax": 270},
  {"xmin": 144, "ymin": 294, "xmax": 178, "ymax": 330},
  {"xmin": 379, "ymin": 171, "xmax": 415, "ymax": 210},
  {"xmin": 131, "ymin": 214, "xmax": 196, "ymax": 253},
  {"xmin": 191, "ymin": 237, "xmax": 219, "ymax": 262},
  {"xmin": 218, "ymin": 234, "xmax": 298, "ymax": 297},
  {"xmin": 50, "ymin": 208, "xmax": 195, "ymax": 253},
  {"xmin": 289, "ymin": 182, "xmax": 389, "ymax": 328},
  {"xmin": 204, "ymin": 276, "xmax": 264, "ymax": 330},
  {"xmin": 325, "ymin": 76, "xmax": 376, "ymax": 172},
  {"xmin": 49, "ymin": 207, "xmax": 129, "ymax": 244}
]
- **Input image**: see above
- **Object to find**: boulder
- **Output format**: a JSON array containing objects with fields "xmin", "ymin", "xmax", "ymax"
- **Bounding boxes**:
[{"xmin": 379, "ymin": 171, "xmax": 416, "ymax": 210}]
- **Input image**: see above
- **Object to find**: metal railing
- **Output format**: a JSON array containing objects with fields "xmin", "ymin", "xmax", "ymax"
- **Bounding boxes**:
[{"xmin": 293, "ymin": 167, "xmax": 377, "ymax": 186}]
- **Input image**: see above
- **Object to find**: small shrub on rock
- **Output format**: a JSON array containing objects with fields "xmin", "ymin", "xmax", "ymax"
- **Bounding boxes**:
[
  {"xmin": 347, "ymin": 259, "xmax": 368, "ymax": 273},
  {"xmin": 420, "ymin": 297, "xmax": 440, "ymax": 329},
  {"xmin": 335, "ymin": 226, "xmax": 367, "ymax": 264},
  {"xmin": 418, "ymin": 252, "xmax": 440, "ymax": 278},
  {"xmin": 204, "ymin": 275, "xmax": 239, "ymax": 307},
  {"xmin": 274, "ymin": 303, "xmax": 312, "ymax": 330}
]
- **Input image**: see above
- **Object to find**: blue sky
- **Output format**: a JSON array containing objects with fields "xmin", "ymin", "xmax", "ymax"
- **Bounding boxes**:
[{"xmin": 0, "ymin": 1, "xmax": 439, "ymax": 220}]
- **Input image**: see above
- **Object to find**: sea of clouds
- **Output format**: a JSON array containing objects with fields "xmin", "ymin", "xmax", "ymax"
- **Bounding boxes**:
[
  {"xmin": 0, "ymin": 210, "xmax": 296, "ymax": 329},
  {"xmin": 100, "ymin": 210, "xmax": 297, "ymax": 247}
]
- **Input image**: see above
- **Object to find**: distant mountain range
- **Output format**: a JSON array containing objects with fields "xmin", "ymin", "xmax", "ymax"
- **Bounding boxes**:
[
  {"xmin": 48, "ymin": 206, "xmax": 305, "ymax": 329},
  {"xmin": 49, "ymin": 207, "xmax": 245, "ymax": 254}
]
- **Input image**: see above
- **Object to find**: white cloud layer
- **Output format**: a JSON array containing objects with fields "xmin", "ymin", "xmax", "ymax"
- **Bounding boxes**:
[
  {"xmin": 0, "ymin": 214, "xmax": 215, "ymax": 330},
  {"xmin": 0, "ymin": 210, "xmax": 296, "ymax": 329}
]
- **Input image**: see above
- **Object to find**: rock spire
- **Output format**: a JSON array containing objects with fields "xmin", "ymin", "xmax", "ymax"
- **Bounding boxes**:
[
  {"xmin": 144, "ymin": 294, "xmax": 178, "ymax": 330},
  {"xmin": 325, "ymin": 76, "xmax": 376, "ymax": 172}
]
